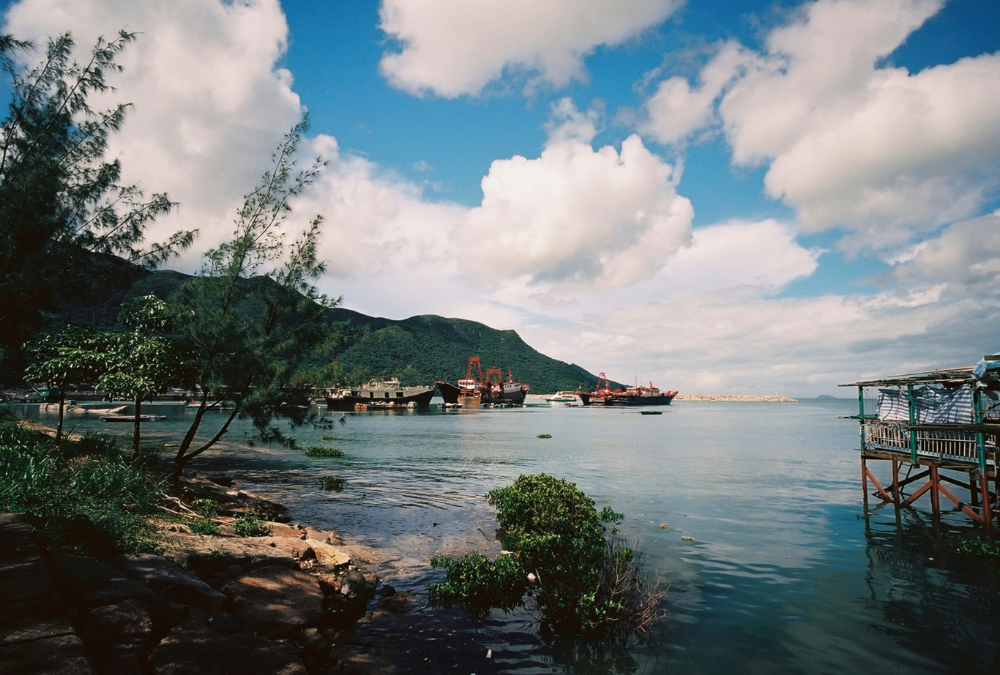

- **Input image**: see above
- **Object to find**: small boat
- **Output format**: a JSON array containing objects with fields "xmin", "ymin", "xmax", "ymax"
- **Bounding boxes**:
[
  {"xmin": 101, "ymin": 414, "xmax": 167, "ymax": 423},
  {"xmin": 640, "ymin": 411, "xmax": 663, "ymax": 415},
  {"xmin": 546, "ymin": 391, "xmax": 582, "ymax": 406}
]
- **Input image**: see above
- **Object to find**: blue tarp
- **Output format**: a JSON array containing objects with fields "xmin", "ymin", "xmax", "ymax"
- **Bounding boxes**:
[{"xmin": 877, "ymin": 386, "xmax": 974, "ymax": 424}]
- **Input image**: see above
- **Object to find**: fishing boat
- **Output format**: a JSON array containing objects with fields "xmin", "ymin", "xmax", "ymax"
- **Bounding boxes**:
[
  {"xmin": 437, "ymin": 357, "xmax": 529, "ymax": 407},
  {"xmin": 326, "ymin": 378, "xmax": 435, "ymax": 411},
  {"xmin": 578, "ymin": 373, "xmax": 678, "ymax": 407}
]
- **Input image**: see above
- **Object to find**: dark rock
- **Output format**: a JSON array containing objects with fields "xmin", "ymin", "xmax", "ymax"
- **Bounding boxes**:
[
  {"xmin": 379, "ymin": 584, "xmax": 396, "ymax": 597},
  {"xmin": 51, "ymin": 555, "xmax": 153, "ymax": 607},
  {"xmin": 149, "ymin": 597, "xmax": 187, "ymax": 627},
  {"xmin": 211, "ymin": 611, "xmax": 241, "ymax": 635},
  {"xmin": 113, "ymin": 554, "xmax": 226, "ymax": 614},
  {"xmin": 82, "ymin": 598, "xmax": 151, "ymax": 675},
  {"xmin": 184, "ymin": 608, "xmax": 211, "ymax": 626},
  {"xmin": 314, "ymin": 573, "xmax": 343, "ymax": 596},
  {"xmin": 148, "ymin": 620, "xmax": 306, "ymax": 675},
  {"xmin": 340, "ymin": 570, "xmax": 370, "ymax": 600},
  {"xmin": 380, "ymin": 591, "xmax": 418, "ymax": 614},
  {"xmin": 362, "ymin": 572, "xmax": 379, "ymax": 596},
  {"xmin": 222, "ymin": 566, "xmax": 323, "ymax": 636}
]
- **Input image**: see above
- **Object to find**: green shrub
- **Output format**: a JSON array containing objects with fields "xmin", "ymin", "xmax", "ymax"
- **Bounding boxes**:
[
  {"xmin": 190, "ymin": 498, "xmax": 219, "ymax": 518},
  {"xmin": 321, "ymin": 435, "xmax": 338, "ymax": 441},
  {"xmin": 0, "ymin": 420, "xmax": 162, "ymax": 557},
  {"xmin": 233, "ymin": 511, "xmax": 272, "ymax": 537},
  {"xmin": 429, "ymin": 474, "xmax": 662, "ymax": 637},
  {"xmin": 321, "ymin": 475, "xmax": 346, "ymax": 491},
  {"xmin": 305, "ymin": 446, "xmax": 344, "ymax": 458},
  {"xmin": 189, "ymin": 519, "xmax": 221, "ymax": 536},
  {"xmin": 537, "ymin": 433, "xmax": 552, "ymax": 439}
]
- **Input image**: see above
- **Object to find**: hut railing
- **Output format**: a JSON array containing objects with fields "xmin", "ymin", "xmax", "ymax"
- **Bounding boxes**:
[{"xmin": 863, "ymin": 419, "xmax": 997, "ymax": 464}]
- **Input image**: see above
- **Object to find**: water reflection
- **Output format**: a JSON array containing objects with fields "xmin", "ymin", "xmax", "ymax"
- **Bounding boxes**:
[{"xmin": 9, "ymin": 400, "xmax": 1000, "ymax": 673}]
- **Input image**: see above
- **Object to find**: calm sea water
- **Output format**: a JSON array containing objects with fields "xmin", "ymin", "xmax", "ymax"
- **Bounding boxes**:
[{"xmin": 18, "ymin": 399, "xmax": 1000, "ymax": 673}]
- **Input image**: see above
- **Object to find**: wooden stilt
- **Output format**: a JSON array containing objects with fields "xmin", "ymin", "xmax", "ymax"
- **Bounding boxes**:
[
  {"xmin": 861, "ymin": 456, "xmax": 869, "ymax": 512},
  {"xmin": 891, "ymin": 457, "xmax": 900, "ymax": 506},
  {"xmin": 929, "ymin": 463, "xmax": 940, "ymax": 516}
]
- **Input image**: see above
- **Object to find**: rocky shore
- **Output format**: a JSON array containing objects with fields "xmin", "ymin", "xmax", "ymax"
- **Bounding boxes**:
[{"xmin": 14, "ymin": 473, "xmax": 418, "ymax": 675}]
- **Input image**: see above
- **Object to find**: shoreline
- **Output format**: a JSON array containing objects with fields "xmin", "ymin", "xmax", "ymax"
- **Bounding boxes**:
[{"xmin": 8, "ymin": 419, "xmax": 417, "ymax": 675}]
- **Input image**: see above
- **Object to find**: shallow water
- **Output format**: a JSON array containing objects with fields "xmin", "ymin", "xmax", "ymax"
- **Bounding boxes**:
[{"xmin": 17, "ymin": 399, "xmax": 1000, "ymax": 673}]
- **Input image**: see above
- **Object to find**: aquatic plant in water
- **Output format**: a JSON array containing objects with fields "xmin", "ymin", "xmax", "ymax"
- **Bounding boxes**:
[
  {"xmin": 321, "ymin": 435, "xmax": 338, "ymax": 441},
  {"xmin": 321, "ymin": 475, "xmax": 346, "ymax": 491},
  {"xmin": 430, "ymin": 473, "xmax": 666, "ymax": 638},
  {"xmin": 305, "ymin": 446, "xmax": 345, "ymax": 458}
]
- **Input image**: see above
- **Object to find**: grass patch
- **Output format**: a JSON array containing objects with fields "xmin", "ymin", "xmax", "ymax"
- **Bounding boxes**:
[
  {"xmin": 305, "ymin": 445, "xmax": 344, "ymax": 458},
  {"xmin": 321, "ymin": 434, "xmax": 338, "ymax": 441},
  {"xmin": 537, "ymin": 433, "xmax": 552, "ymax": 439},
  {"xmin": 321, "ymin": 475, "xmax": 346, "ymax": 492},
  {"xmin": 189, "ymin": 519, "xmax": 222, "ymax": 536},
  {"xmin": 0, "ymin": 410, "xmax": 163, "ymax": 557},
  {"xmin": 233, "ymin": 511, "xmax": 272, "ymax": 537}
]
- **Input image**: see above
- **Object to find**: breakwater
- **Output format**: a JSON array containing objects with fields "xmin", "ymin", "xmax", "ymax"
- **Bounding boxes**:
[{"xmin": 674, "ymin": 394, "xmax": 797, "ymax": 402}]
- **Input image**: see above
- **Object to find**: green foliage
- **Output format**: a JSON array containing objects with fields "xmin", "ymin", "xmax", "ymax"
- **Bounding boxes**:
[
  {"xmin": 430, "ymin": 552, "xmax": 527, "ymax": 616},
  {"xmin": 431, "ymin": 474, "xmax": 661, "ymax": 637},
  {"xmin": 232, "ymin": 511, "xmax": 272, "ymax": 538},
  {"xmin": 320, "ymin": 475, "xmax": 345, "ymax": 491},
  {"xmin": 0, "ymin": 419, "xmax": 162, "ymax": 556},
  {"xmin": 166, "ymin": 120, "xmax": 341, "ymax": 477},
  {"xmin": 537, "ymin": 433, "xmax": 552, "ymax": 439},
  {"xmin": 321, "ymin": 434, "xmax": 338, "ymax": 441},
  {"xmin": 189, "ymin": 518, "xmax": 221, "ymax": 537},
  {"xmin": 305, "ymin": 445, "xmax": 344, "ymax": 458},
  {"xmin": 190, "ymin": 498, "xmax": 218, "ymax": 518},
  {"xmin": 0, "ymin": 30, "xmax": 190, "ymax": 379},
  {"xmin": 331, "ymin": 315, "xmax": 601, "ymax": 394}
]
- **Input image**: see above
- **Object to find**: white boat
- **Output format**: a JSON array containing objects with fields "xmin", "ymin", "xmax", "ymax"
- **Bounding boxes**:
[{"xmin": 546, "ymin": 391, "xmax": 582, "ymax": 406}]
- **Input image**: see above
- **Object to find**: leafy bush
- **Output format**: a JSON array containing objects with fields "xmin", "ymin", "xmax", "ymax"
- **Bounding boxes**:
[
  {"xmin": 189, "ymin": 519, "xmax": 221, "ymax": 536},
  {"xmin": 430, "ymin": 553, "xmax": 526, "ymax": 615},
  {"xmin": 429, "ymin": 473, "xmax": 663, "ymax": 637},
  {"xmin": 0, "ymin": 419, "xmax": 163, "ymax": 557},
  {"xmin": 233, "ymin": 511, "xmax": 272, "ymax": 537},
  {"xmin": 190, "ymin": 498, "xmax": 219, "ymax": 518},
  {"xmin": 321, "ymin": 475, "xmax": 345, "ymax": 491},
  {"xmin": 305, "ymin": 445, "xmax": 344, "ymax": 458},
  {"xmin": 321, "ymin": 435, "xmax": 338, "ymax": 441},
  {"xmin": 537, "ymin": 433, "xmax": 552, "ymax": 439}
]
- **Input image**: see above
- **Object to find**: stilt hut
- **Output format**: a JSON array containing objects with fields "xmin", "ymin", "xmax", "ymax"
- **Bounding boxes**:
[{"xmin": 841, "ymin": 357, "xmax": 1000, "ymax": 533}]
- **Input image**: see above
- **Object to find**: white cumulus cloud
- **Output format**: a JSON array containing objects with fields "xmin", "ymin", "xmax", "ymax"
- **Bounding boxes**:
[
  {"xmin": 642, "ymin": 0, "xmax": 1000, "ymax": 250},
  {"xmin": 456, "ymin": 100, "xmax": 693, "ymax": 289},
  {"xmin": 378, "ymin": 0, "xmax": 681, "ymax": 98}
]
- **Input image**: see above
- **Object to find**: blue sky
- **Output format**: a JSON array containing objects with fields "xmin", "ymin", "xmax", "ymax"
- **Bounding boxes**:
[{"xmin": 3, "ymin": 0, "xmax": 999, "ymax": 394}]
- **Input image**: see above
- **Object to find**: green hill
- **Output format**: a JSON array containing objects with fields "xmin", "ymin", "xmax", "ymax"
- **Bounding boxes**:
[{"xmin": 56, "ymin": 268, "xmax": 601, "ymax": 394}]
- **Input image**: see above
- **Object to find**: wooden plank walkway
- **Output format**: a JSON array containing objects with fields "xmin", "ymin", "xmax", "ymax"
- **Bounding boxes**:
[{"xmin": 0, "ymin": 513, "xmax": 93, "ymax": 674}]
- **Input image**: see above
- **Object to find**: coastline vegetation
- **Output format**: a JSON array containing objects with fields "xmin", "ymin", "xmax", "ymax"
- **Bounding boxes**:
[
  {"xmin": 0, "ymin": 408, "xmax": 161, "ymax": 557},
  {"xmin": 430, "ymin": 473, "xmax": 666, "ymax": 638},
  {"xmin": 321, "ymin": 475, "xmax": 346, "ymax": 491}
]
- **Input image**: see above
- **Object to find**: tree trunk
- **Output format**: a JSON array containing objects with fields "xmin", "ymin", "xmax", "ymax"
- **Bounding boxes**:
[
  {"xmin": 55, "ymin": 383, "xmax": 66, "ymax": 448},
  {"xmin": 132, "ymin": 398, "xmax": 142, "ymax": 460}
]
